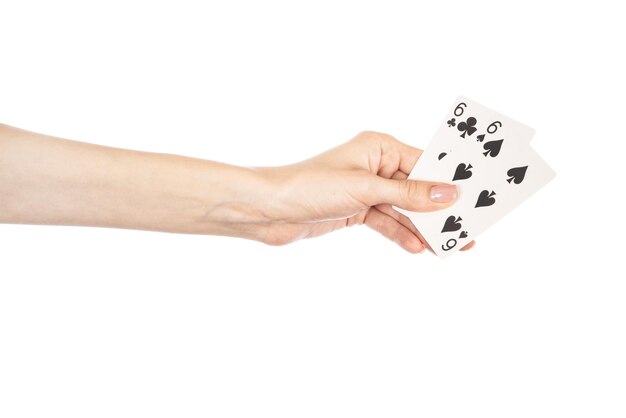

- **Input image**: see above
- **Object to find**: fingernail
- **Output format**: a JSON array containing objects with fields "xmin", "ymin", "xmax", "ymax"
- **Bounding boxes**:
[{"xmin": 430, "ymin": 185, "xmax": 457, "ymax": 203}]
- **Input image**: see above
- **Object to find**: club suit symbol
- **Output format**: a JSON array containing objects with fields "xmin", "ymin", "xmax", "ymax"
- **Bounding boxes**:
[{"xmin": 457, "ymin": 117, "xmax": 477, "ymax": 138}]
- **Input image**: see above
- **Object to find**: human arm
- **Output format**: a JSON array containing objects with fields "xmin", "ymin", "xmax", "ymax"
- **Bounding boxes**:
[{"xmin": 0, "ymin": 125, "xmax": 472, "ymax": 253}]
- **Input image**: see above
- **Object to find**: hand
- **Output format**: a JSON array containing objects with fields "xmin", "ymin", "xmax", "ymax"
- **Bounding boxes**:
[{"xmin": 257, "ymin": 131, "xmax": 475, "ymax": 253}]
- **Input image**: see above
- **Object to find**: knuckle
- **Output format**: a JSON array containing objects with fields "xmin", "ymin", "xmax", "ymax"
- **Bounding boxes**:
[
  {"xmin": 354, "ymin": 130, "xmax": 395, "ymax": 145},
  {"xmin": 263, "ymin": 234, "xmax": 292, "ymax": 247},
  {"xmin": 400, "ymin": 180, "xmax": 430, "ymax": 211},
  {"xmin": 401, "ymin": 179, "xmax": 418, "ymax": 200},
  {"xmin": 353, "ymin": 130, "xmax": 375, "ymax": 144},
  {"xmin": 260, "ymin": 227, "xmax": 295, "ymax": 247},
  {"xmin": 374, "ymin": 132, "xmax": 397, "ymax": 145}
]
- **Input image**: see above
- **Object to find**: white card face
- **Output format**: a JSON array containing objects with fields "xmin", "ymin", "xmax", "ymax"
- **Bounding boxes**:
[{"xmin": 396, "ymin": 97, "xmax": 555, "ymax": 258}]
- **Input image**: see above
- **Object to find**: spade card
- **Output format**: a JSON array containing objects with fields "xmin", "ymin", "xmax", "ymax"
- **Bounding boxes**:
[{"xmin": 396, "ymin": 97, "xmax": 555, "ymax": 258}]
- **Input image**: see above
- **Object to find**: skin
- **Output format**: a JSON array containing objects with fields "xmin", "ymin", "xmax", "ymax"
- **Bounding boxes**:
[{"xmin": 0, "ymin": 125, "xmax": 474, "ymax": 254}]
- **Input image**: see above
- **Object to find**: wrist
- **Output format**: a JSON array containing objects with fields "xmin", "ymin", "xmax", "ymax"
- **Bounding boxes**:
[{"xmin": 195, "ymin": 163, "xmax": 281, "ymax": 241}]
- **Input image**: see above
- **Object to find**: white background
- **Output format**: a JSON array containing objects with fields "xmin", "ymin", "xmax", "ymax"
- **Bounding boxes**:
[{"xmin": 1, "ymin": 1, "xmax": 624, "ymax": 417}]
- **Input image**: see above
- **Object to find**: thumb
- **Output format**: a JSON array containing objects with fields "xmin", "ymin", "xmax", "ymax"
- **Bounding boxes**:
[{"xmin": 371, "ymin": 177, "xmax": 458, "ymax": 212}]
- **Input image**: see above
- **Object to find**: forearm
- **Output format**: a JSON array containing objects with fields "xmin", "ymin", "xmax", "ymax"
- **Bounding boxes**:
[{"xmin": 0, "ymin": 124, "xmax": 273, "ymax": 239}]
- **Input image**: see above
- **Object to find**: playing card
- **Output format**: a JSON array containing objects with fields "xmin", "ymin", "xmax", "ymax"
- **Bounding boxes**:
[
  {"xmin": 396, "ymin": 97, "xmax": 555, "ymax": 258},
  {"xmin": 410, "ymin": 97, "xmax": 536, "ymax": 184}
]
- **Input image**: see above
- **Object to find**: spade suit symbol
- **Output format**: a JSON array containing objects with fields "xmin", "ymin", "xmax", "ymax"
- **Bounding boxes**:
[
  {"xmin": 475, "ymin": 190, "xmax": 496, "ymax": 208},
  {"xmin": 441, "ymin": 215, "xmax": 463, "ymax": 233},
  {"xmin": 483, "ymin": 139, "xmax": 503, "ymax": 158},
  {"xmin": 452, "ymin": 163, "xmax": 473, "ymax": 181},
  {"xmin": 507, "ymin": 166, "xmax": 528, "ymax": 184}
]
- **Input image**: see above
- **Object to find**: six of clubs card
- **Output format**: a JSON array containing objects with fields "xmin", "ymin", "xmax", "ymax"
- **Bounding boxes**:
[{"xmin": 395, "ymin": 97, "xmax": 555, "ymax": 258}]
